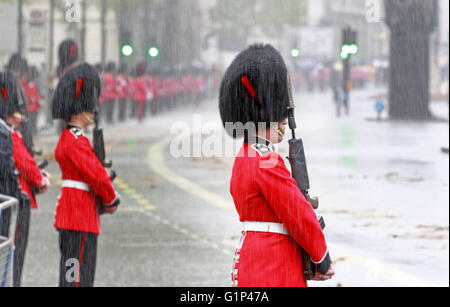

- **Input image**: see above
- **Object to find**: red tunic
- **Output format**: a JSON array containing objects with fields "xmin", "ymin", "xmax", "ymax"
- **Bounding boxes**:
[
  {"xmin": 103, "ymin": 73, "xmax": 117, "ymax": 101},
  {"xmin": 134, "ymin": 77, "xmax": 149, "ymax": 102},
  {"xmin": 194, "ymin": 76, "xmax": 205, "ymax": 93},
  {"xmin": 54, "ymin": 127, "xmax": 116, "ymax": 235},
  {"xmin": 115, "ymin": 74, "xmax": 128, "ymax": 100},
  {"xmin": 11, "ymin": 130, "xmax": 43, "ymax": 209},
  {"xmin": 127, "ymin": 77, "xmax": 136, "ymax": 100},
  {"xmin": 21, "ymin": 78, "xmax": 31, "ymax": 101},
  {"xmin": 230, "ymin": 142, "xmax": 328, "ymax": 287},
  {"xmin": 146, "ymin": 76, "xmax": 159, "ymax": 100},
  {"xmin": 25, "ymin": 82, "xmax": 41, "ymax": 112}
]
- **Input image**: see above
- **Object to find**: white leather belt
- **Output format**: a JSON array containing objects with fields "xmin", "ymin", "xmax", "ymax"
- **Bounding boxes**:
[
  {"xmin": 242, "ymin": 221, "xmax": 290, "ymax": 236},
  {"xmin": 61, "ymin": 180, "xmax": 91, "ymax": 192}
]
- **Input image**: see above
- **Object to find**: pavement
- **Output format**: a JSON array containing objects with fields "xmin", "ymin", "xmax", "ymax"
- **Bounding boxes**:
[{"xmin": 20, "ymin": 87, "xmax": 449, "ymax": 287}]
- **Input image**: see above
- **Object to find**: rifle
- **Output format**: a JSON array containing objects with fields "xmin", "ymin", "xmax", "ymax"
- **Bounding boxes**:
[
  {"xmin": 92, "ymin": 109, "xmax": 118, "ymax": 214},
  {"xmin": 286, "ymin": 74, "xmax": 328, "ymax": 280}
]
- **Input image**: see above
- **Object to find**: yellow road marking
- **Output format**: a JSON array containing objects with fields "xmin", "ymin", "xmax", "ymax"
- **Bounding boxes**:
[{"xmin": 148, "ymin": 137, "xmax": 234, "ymax": 210}]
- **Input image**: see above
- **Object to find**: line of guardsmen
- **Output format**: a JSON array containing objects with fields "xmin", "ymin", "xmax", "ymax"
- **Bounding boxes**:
[
  {"xmin": 1, "ymin": 58, "xmax": 51, "ymax": 288},
  {"xmin": 5, "ymin": 49, "xmax": 212, "ymax": 133},
  {"xmin": 95, "ymin": 61, "xmax": 207, "ymax": 124}
]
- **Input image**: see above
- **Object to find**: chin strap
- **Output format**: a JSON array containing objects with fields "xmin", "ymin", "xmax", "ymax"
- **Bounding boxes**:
[
  {"xmin": 81, "ymin": 112, "xmax": 94, "ymax": 124},
  {"xmin": 13, "ymin": 112, "xmax": 26, "ymax": 120},
  {"xmin": 271, "ymin": 124, "xmax": 285, "ymax": 137}
]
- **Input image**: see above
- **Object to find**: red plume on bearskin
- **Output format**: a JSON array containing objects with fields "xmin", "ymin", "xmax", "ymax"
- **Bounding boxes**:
[
  {"xmin": 0, "ymin": 71, "xmax": 21, "ymax": 119},
  {"xmin": 241, "ymin": 76, "xmax": 258, "ymax": 100},
  {"xmin": 1, "ymin": 88, "xmax": 7, "ymax": 101},
  {"xmin": 75, "ymin": 78, "xmax": 84, "ymax": 99}
]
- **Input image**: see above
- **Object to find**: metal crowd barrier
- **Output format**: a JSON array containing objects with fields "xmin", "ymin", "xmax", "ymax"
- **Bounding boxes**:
[{"xmin": 0, "ymin": 194, "xmax": 19, "ymax": 288}]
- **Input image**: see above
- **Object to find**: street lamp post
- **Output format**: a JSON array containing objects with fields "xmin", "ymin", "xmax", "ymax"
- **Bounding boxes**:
[
  {"xmin": 80, "ymin": 0, "xmax": 87, "ymax": 61},
  {"xmin": 17, "ymin": 0, "xmax": 23, "ymax": 55},
  {"xmin": 101, "ymin": 0, "xmax": 106, "ymax": 68}
]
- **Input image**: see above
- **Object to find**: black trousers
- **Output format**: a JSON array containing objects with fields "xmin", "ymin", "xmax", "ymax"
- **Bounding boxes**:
[
  {"xmin": 13, "ymin": 201, "xmax": 30, "ymax": 287},
  {"xmin": 118, "ymin": 99, "xmax": 127, "ymax": 122},
  {"xmin": 0, "ymin": 207, "xmax": 11, "ymax": 237},
  {"xmin": 58, "ymin": 230, "xmax": 98, "ymax": 287},
  {"xmin": 105, "ymin": 99, "xmax": 116, "ymax": 123},
  {"xmin": 26, "ymin": 111, "xmax": 38, "ymax": 136}
]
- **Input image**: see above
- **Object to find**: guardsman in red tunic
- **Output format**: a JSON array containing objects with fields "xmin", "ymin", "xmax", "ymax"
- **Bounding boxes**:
[
  {"xmin": 146, "ymin": 72, "xmax": 159, "ymax": 115},
  {"xmin": 52, "ymin": 63, "xmax": 119, "ymax": 287},
  {"xmin": 0, "ymin": 71, "xmax": 51, "ymax": 287},
  {"xmin": 116, "ymin": 64, "xmax": 129, "ymax": 122},
  {"xmin": 134, "ymin": 63, "xmax": 153, "ymax": 122},
  {"xmin": 103, "ymin": 62, "xmax": 117, "ymax": 123},
  {"xmin": 219, "ymin": 44, "xmax": 334, "ymax": 287},
  {"xmin": 25, "ymin": 66, "xmax": 41, "ymax": 134},
  {"xmin": 193, "ymin": 70, "xmax": 205, "ymax": 108},
  {"xmin": 127, "ymin": 69, "xmax": 137, "ymax": 118}
]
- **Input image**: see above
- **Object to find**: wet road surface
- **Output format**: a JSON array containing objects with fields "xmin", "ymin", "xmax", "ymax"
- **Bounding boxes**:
[{"xmin": 22, "ymin": 88, "xmax": 449, "ymax": 287}]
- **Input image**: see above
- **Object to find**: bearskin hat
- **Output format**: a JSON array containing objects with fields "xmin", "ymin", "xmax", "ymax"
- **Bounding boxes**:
[
  {"xmin": 0, "ymin": 71, "xmax": 22, "ymax": 119},
  {"xmin": 136, "ymin": 62, "xmax": 147, "ymax": 76},
  {"xmin": 219, "ymin": 44, "xmax": 290, "ymax": 138},
  {"xmin": 105, "ymin": 62, "xmax": 116, "ymax": 73},
  {"xmin": 58, "ymin": 39, "xmax": 79, "ymax": 71},
  {"xmin": 52, "ymin": 63, "xmax": 100, "ymax": 120},
  {"xmin": 118, "ymin": 63, "xmax": 128, "ymax": 75},
  {"xmin": 6, "ymin": 53, "xmax": 27, "ymax": 74}
]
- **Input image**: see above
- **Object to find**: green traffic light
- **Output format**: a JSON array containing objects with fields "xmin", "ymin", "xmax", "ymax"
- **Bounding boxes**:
[
  {"xmin": 149, "ymin": 46, "xmax": 159, "ymax": 58},
  {"xmin": 121, "ymin": 44, "xmax": 134, "ymax": 57},
  {"xmin": 340, "ymin": 43, "xmax": 359, "ymax": 60},
  {"xmin": 290, "ymin": 48, "xmax": 300, "ymax": 58}
]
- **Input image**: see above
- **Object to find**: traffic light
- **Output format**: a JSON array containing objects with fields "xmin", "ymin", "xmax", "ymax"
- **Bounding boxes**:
[
  {"xmin": 340, "ymin": 27, "xmax": 358, "ymax": 60},
  {"xmin": 340, "ymin": 43, "xmax": 359, "ymax": 60},
  {"xmin": 148, "ymin": 46, "xmax": 159, "ymax": 58},
  {"xmin": 290, "ymin": 48, "xmax": 300, "ymax": 58},
  {"xmin": 121, "ymin": 44, "xmax": 134, "ymax": 57}
]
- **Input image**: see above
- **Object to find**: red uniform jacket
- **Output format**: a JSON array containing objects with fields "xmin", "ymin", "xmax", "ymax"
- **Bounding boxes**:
[
  {"xmin": 146, "ymin": 76, "xmax": 159, "ymax": 100},
  {"xmin": 127, "ymin": 77, "xmax": 136, "ymax": 100},
  {"xmin": 230, "ymin": 142, "xmax": 328, "ymax": 287},
  {"xmin": 194, "ymin": 76, "xmax": 205, "ymax": 94},
  {"xmin": 21, "ymin": 78, "xmax": 30, "ymax": 100},
  {"xmin": 98, "ymin": 73, "xmax": 105, "ymax": 104},
  {"xmin": 103, "ymin": 73, "xmax": 117, "ymax": 101},
  {"xmin": 157, "ymin": 78, "xmax": 170, "ymax": 99},
  {"xmin": 54, "ymin": 127, "xmax": 116, "ymax": 234},
  {"xmin": 134, "ymin": 77, "xmax": 150, "ymax": 102},
  {"xmin": 11, "ymin": 130, "xmax": 43, "ymax": 209},
  {"xmin": 116, "ymin": 74, "xmax": 128, "ymax": 100},
  {"xmin": 23, "ymin": 81, "xmax": 41, "ymax": 112}
]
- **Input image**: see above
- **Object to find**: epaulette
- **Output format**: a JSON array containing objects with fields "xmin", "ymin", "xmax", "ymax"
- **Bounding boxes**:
[
  {"xmin": 70, "ymin": 127, "xmax": 84, "ymax": 139},
  {"xmin": 251, "ymin": 143, "xmax": 273, "ymax": 157}
]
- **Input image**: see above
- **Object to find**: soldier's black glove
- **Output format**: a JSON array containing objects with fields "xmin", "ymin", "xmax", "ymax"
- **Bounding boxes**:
[
  {"xmin": 316, "ymin": 252, "xmax": 332, "ymax": 275},
  {"xmin": 102, "ymin": 197, "xmax": 120, "ymax": 215}
]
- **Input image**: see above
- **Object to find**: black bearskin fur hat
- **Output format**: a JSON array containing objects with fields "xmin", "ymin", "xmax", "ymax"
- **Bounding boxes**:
[
  {"xmin": 6, "ymin": 54, "xmax": 28, "ymax": 74},
  {"xmin": 52, "ymin": 63, "xmax": 100, "ymax": 120},
  {"xmin": 105, "ymin": 62, "xmax": 116, "ymax": 73},
  {"xmin": 219, "ymin": 44, "xmax": 289, "ymax": 138},
  {"xmin": 0, "ymin": 71, "xmax": 22, "ymax": 119},
  {"xmin": 58, "ymin": 39, "xmax": 79, "ymax": 72}
]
